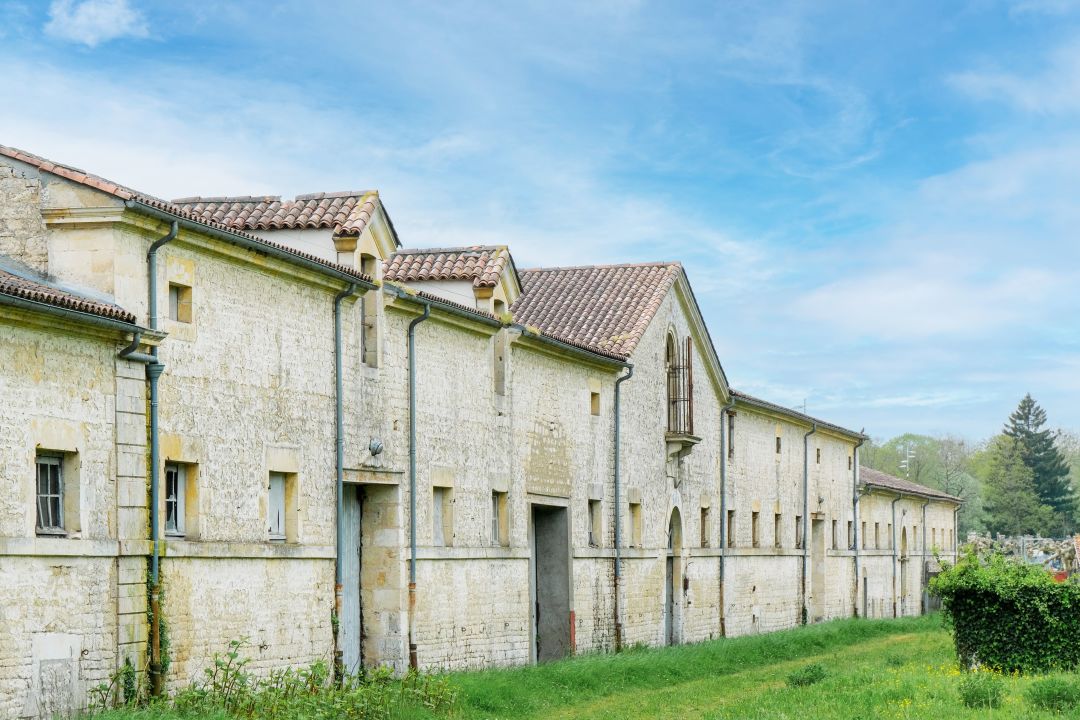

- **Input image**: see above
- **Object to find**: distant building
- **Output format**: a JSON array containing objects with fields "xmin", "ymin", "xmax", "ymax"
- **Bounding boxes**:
[{"xmin": 0, "ymin": 145, "xmax": 960, "ymax": 718}]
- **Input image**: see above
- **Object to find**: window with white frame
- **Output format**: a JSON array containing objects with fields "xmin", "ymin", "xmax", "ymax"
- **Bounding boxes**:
[
  {"xmin": 268, "ymin": 472, "xmax": 286, "ymax": 541},
  {"xmin": 165, "ymin": 463, "xmax": 187, "ymax": 537},
  {"xmin": 36, "ymin": 453, "xmax": 64, "ymax": 534}
]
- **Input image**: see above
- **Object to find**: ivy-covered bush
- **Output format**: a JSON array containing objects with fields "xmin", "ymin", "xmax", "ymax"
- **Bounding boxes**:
[{"xmin": 930, "ymin": 550, "xmax": 1080, "ymax": 672}]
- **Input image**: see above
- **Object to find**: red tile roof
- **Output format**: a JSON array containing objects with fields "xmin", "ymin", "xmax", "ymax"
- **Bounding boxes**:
[
  {"xmin": 383, "ymin": 246, "xmax": 515, "ymax": 289},
  {"xmin": 860, "ymin": 466, "xmax": 962, "ymax": 503},
  {"xmin": 731, "ymin": 389, "xmax": 865, "ymax": 440},
  {"xmin": 0, "ymin": 266, "xmax": 136, "ymax": 324},
  {"xmin": 171, "ymin": 191, "xmax": 379, "ymax": 237},
  {"xmin": 510, "ymin": 262, "xmax": 681, "ymax": 356},
  {"xmin": 0, "ymin": 145, "xmax": 370, "ymax": 283}
]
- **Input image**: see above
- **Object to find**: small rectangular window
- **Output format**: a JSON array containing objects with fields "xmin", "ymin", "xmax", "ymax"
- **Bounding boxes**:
[
  {"xmin": 888, "ymin": 523, "xmax": 892, "ymax": 549},
  {"xmin": 831, "ymin": 519, "xmax": 838, "ymax": 549},
  {"xmin": 752, "ymin": 511, "xmax": 760, "ymax": 548},
  {"xmin": 491, "ymin": 492, "xmax": 502, "ymax": 546},
  {"xmin": 726, "ymin": 510, "xmax": 735, "ymax": 548},
  {"xmin": 590, "ymin": 391, "xmax": 600, "ymax": 416},
  {"xmin": 913, "ymin": 524, "xmax": 919, "ymax": 551},
  {"xmin": 774, "ymin": 512, "xmax": 782, "ymax": 548},
  {"xmin": 433, "ymin": 487, "xmax": 450, "ymax": 546},
  {"xmin": 165, "ymin": 463, "xmax": 187, "ymax": 537},
  {"xmin": 268, "ymin": 472, "xmax": 286, "ymax": 541},
  {"xmin": 588, "ymin": 499, "xmax": 601, "ymax": 547},
  {"xmin": 630, "ymin": 502, "xmax": 642, "ymax": 547},
  {"xmin": 795, "ymin": 515, "xmax": 803, "ymax": 549},
  {"xmin": 848, "ymin": 455, "xmax": 853, "ymax": 470},
  {"xmin": 874, "ymin": 522, "xmax": 880, "ymax": 549},
  {"xmin": 776, "ymin": 436, "xmax": 782, "ymax": 454},
  {"xmin": 35, "ymin": 454, "xmax": 64, "ymax": 534},
  {"xmin": 816, "ymin": 448, "xmax": 821, "ymax": 464},
  {"xmin": 700, "ymin": 507, "xmax": 710, "ymax": 547},
  {"xmin": 727, "ymin": 413, "xmax": 735, "ymax": 460},
  {"xmin": 847, "ymin": 520, "xmax": 853, "ymax": 549},
  {"xmin": 931, "ymin": 528, "xmax": 937, "ymax": 548},
  {"xmin": 862, "ymin": 521, "xmax": 868, "ymax": 550},
  {"xmin": 168, "ymin": 283, "xmax": 192, "ymax": 323}
]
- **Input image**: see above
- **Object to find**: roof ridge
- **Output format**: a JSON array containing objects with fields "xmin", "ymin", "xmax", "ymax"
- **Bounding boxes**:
[
  {"xmin": 393, "ymin": 245, "xmax": 507, "ymax": 256},
  {"xmin": 520, "ymin": 260, "xmax": 682, "ymax": 272},
  {"xmin": 173, "ymin": 195, "xmax": 282, "ymax": 204},
  {"xmin": 294, "ymin": 190, "xmax": 374, "ymax": 201}
]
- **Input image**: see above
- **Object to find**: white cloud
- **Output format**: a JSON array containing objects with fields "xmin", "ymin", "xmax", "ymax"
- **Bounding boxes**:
[
  {"xmin": 950, "ymin": 38, "xmax": 1080, "ymax": 114},
  {"xmin": 44, "ymin": 0, "xmax": 148, "ymax": 47}
]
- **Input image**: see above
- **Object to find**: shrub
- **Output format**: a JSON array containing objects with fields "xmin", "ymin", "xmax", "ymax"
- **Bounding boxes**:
[
  {"xmin": 930, "ymin": 550, "xmax": 1080, "ymax": 672},
  {"xmin": 786, "ymin": 663, "xmax": 827, "ymax": 688},
  {"xmin": 958, "ymin": 671, "xmax": 1004, "ymax": 709},
  {"xmin": 1026, "ymin": 677, "xmax": 1080, "ymax": 712}
]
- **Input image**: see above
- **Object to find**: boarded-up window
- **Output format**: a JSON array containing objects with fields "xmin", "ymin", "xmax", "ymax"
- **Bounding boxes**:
[{"xmin": 268, "ymin": 472, "xmax": 286, "ymax": 541}]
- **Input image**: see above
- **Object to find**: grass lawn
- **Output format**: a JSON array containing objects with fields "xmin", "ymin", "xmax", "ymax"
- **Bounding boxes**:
[{"xmin": 90, "ymin": 615, "xmax": 1080, "ymax": 719}]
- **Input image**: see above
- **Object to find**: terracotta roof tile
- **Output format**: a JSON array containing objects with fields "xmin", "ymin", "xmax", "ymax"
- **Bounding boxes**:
[
  {"xmin": 0, "ymin": 145, "xmax": 370, "ymax": 283},
  {"xmin": 383, "ymin": 246, "xmax": 514, "ymax": 289},
  {"xmin": 731, "ymin": 389, "xmax": 865, "ymax": 440},
  {"xmin": 860, "ymin": 466, "xmax": 962, "ymax": 503},
  {"xmin": 0, "ymin": 265, "xmax": 136, "ymax": 324},
  {"xmin": 510, "ymin": 262, "xmax": 681, "ymax": 356},
  {"xmin": 171, "ymin": 191, "xmax": 379, "ymax": 237}
]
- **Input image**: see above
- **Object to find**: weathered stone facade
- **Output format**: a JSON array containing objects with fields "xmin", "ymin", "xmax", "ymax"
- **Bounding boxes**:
[{"xmin": 0, "ymin": 147, "xmax": 960, "ymax": 718}]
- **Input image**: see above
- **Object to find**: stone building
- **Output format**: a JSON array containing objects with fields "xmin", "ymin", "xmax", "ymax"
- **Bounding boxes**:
[{"xmin": 0, "ymin": 145, "xmax": 960, "ymax": 717}]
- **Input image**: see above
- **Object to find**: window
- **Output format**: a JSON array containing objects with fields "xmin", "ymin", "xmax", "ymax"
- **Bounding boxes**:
[
  {"xmin": 665, "ymin": 334, "xmax": 693, "ymax": 434},
  {"xmin": 752, "ymin": 511, "xmax": 760, "ymax": 548},
  {"xmin": 887, "ymin": 523, "xmax": 892, "ymax": 549},
  {"xmin": 726, "ymin": 510, "xmax": 736, "ymax": 548},
  {"xmin": 432, "ymin": 487, "xmax": 452, "ymax": 546},
  {"xmin": 629, "ymin": 502, "xmax": 642, "ymax": 547},
  {"xmin": 588, "ymin": 500, "xmax": 601, "ymax": 547},
  {"xmin": 268, "ymin": 472, "xmax": 286, "ymax": 541},
  {"xmin": 774, "ymin": 513, "xmax": 782, "ymax": 548},
  {"xmin": 491, "ymin": 491, "xmax": 508, "ymax": 546},
  {"xmin": 874, "ymin": 522, "xmax": 880, "ymax": 549},
  {"xmin": 700, "ymin": 507, "xmax": 710, "ymax": 547},
  {"xmin": 776, "ymin": 436, "xmax": 782, "ymax": 454},
  {"xmin": 165, "ymin": 463, "xmax": 186, "ymax": 537},
  {"xmin": 795, "ymin": 515, "xmax": 803, "ymax": 549},
  {"xmin": 727, "ymin": 412, "xmax": 735, "ymax": 460},
  {"xmin": 35, "ymin": 454, "xmax": 64, "ymax": 534},
  {"xmin": 590, "ymin": 391, "xmax": 600, "ymax": 416},
  {"xmin": 168, "ymin": 283, "xmax": 192, "ymax": 323},
  {"xmin": 847, "ymin": 521, "xmax": 853, "ymax": 549},
  {"xmin": 816, "ymin": 448, "xmax": 821, "ymax": 464},
  {"xmin": 848, "ymin": 455, "xmax": 853, "ymax": 470},
  {"xmin": 913, "ymin": 524, "xmax": 919, "ymax": 551},
  {"xmin": 359, "ymin": 254, "xmax": 379, "ymax": 366},
  {"xmin": 931, "ymin": 528, "xmax": 937, "ymax": 548},
  {"xmin": 831, "ymin": 519, "xmax": 838, "ymax": 549},
  {"xmin": 862, "ymin": 521, "xmax": 867, "ymax": 550}
]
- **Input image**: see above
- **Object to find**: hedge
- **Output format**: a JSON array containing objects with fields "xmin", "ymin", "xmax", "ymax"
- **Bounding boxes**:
[{"xmin": 930, "ymin": 550, "xmax": 1080, "ymax": 673}]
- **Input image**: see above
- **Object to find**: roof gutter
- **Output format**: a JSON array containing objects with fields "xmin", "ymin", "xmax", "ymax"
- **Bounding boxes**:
[
  {"xmin": 511, "ymin": 323, "xmax": 627, "ymax": 368},
  {"xmin": 125, "ymin": 200, "xmax": 376, "ymax": 289},
  {"xmin": 0, "ymin": 292, "xmax": 145, "ymax": 336}
]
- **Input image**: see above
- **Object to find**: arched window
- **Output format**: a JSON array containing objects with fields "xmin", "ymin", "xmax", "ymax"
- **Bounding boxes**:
[{"xmin": 666, "ymin": 333, "xmax": 694, "ymax": 434}]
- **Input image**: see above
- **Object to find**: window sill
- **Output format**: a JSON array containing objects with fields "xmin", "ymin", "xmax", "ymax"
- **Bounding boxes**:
[{"xmin": 35, "ymin": 528, "xmax": 68, "ymax": 537}]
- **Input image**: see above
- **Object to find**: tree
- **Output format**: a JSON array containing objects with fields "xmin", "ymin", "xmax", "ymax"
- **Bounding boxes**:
[
  {"xmin": 982, "ymin": 436, "xmax": 1054, "ymax": 536},
  {"xmin": 1003, "ymin": 394, "xmax": 1073, "ymax": 518}
]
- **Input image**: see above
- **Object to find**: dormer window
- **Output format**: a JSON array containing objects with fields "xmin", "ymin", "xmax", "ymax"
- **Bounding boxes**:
[{"xmin": 665, "ymin": 334, "xmax": 693, "ymax": 435}]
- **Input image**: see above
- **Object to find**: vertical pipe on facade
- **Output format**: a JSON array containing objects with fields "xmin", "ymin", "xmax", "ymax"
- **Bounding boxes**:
[
  {"xmin": 953, "ymin": 506, "xmax": 961, "ymax": 561},
  {"xmin": 718, "ymin": 400, "xmax": 735, "ymax": 637},
  {"xmin": 612, "ymin": 364, "xmax": 634, "ymax": 652},
  {"xmin": 146, "ymin": 220, "xmax": 177, "ymax": 697},
  {"xmin": 406, "ymin": 301, "xmax": 430, "ymax": 670},
  {"xmin": 801, "ymin": 423, "xmax": 817, "ymax": 625},
  {"xmin": 919, "ymin": 498, "xmax": 930, "ymax": 613},
  {"xmin": 851, "ymin": 438, "xmax": 864, "ymax": 617},
  {"xmin": 333, "ymin": 283, "xmax": 358, "ymax": 680},
  {"xmin": 890, "ymin": 495, "xmax": 902, "ymax": 617}
]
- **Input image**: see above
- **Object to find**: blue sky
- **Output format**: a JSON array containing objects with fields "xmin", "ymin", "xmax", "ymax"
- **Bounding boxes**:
[{"xmin": 2, "ymin": 0, "xmax": 1079, "ymax": 440}]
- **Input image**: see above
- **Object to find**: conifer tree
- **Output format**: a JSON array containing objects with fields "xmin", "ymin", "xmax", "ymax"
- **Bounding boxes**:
[
  {"xmin": 1003, "ymin": 394, "xmax": 1074, "ymax": 517},
  {"xmin": 983, "ymin": 436, "xmax": 1053, "ymax": 536}
]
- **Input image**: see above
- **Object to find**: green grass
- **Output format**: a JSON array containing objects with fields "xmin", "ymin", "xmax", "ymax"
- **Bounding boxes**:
[{"xmin": 87, "ymin": 615, "xmax": 1080, "ymax": 719}]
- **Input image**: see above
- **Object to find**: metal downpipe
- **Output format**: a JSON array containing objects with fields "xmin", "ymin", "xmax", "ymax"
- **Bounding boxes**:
[
  {"xmin": 801, "ymin": 423, "xmax": 817, "ymax": 625},
  {"xmin": 406, "ymin": 302, "xmax": 431, "ymax": 670},
  {"xmin": 919, "ymin": 498, "xmax": 930, "ymax": 614},
  {"xmin": 852, "ymin": 438, "xmax": 864, "ymax": 617},
  {"xmin": 146, "ymin": 220, "xmax": 177, "ymax": 697},
  {"xmin": 719, "ymin": 400, "xmax": 735, "ymax": 637},
  {"xmin": 891, "ymin": 495, "xmax": 902, "ymax": 617},
  {"xmin": 333, "ymin": 283, "xmax": 358, "ymax": 679},
  {"xmin": 612, "ymin": 364, "xmax": 634, "ymax": 651}
]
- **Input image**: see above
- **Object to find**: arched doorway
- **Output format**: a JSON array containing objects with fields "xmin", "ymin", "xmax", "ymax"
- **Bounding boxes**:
[{"xmin": 665, "ymin": 508, "xmax": 683, "ymax": 645}]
